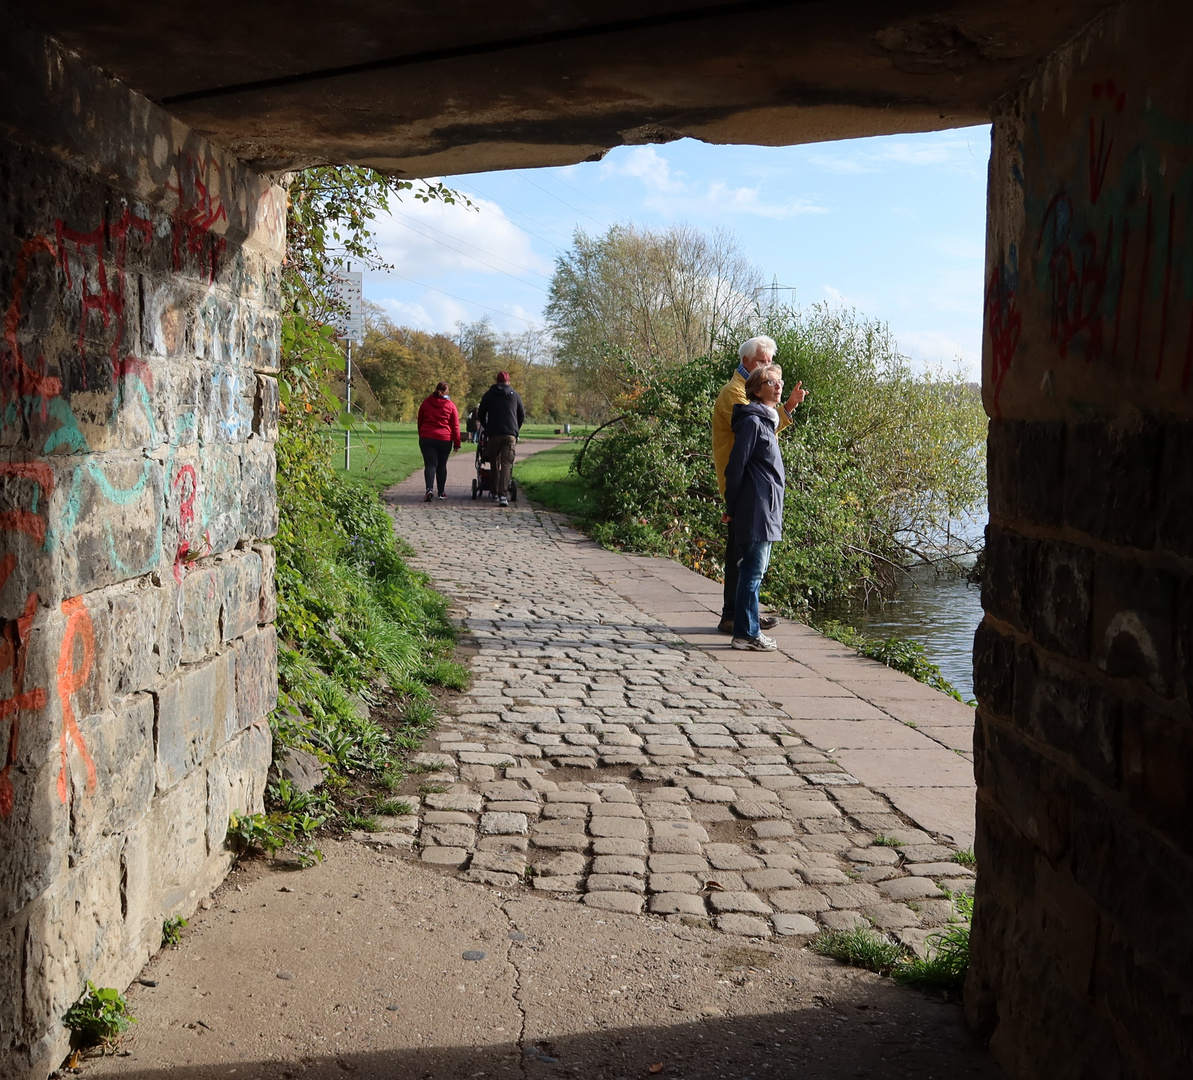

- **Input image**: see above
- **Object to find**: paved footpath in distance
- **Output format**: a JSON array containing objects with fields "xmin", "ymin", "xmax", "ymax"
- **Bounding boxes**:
[{"xmin": 377, "ymin": 444, "xmax": 978, "ymax": 951}]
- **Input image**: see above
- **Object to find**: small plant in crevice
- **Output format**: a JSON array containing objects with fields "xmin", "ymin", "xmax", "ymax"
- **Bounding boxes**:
[
  {"xmin": 811, "ymin": 928, "xmax": 908, "ymax": 975},
  {"xmin": 161, "ymin": 916, "xmax": 187, "ymax": 947},
  {"xmin": 869, "ymin": 835, "xmax": 901, "ymax": 848},
  {"xmin": 892, "ymin": 892, "xmax": 973, "ymax": 1000},
  {"xmin": 227, "ymin": 811, "xmax": 324, "ymax": 868},
  {"xmin": 372, "ymin": 797, "xmax": 413, "ymax": 816},
  {"xmin": 63, "ymin": 982, "xmax": 135, "ymax": 1050},
  {"xmin": 951, "ymin": 847, "xmax": 977, "ymax": 869}
]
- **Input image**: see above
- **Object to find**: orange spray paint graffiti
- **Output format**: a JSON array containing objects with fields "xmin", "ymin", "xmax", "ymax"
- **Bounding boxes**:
[{"xmin": 55, "ymin": 596, "xmax": 96, "ymax": 803}]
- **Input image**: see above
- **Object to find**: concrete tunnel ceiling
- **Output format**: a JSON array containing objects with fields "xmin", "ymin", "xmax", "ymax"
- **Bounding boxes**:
[{"xmin": 18, "ymin": 0, "xmax": 1115, "ymax": 176}]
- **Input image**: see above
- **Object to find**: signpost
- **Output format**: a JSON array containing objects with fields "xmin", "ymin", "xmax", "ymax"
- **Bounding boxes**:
[{"xmin": 332, "ymin": 270, "xmax": 364, "ymax": 469}]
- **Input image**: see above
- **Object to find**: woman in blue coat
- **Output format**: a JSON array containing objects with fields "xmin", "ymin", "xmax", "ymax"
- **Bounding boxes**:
[{"xmin": 722, "ymin": 363, "xmax": 787, "ymax": 651}]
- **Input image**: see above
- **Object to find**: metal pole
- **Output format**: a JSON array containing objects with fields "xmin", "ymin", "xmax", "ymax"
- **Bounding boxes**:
[{"xmin": 344, "ymin": 337, "xmax": 352, "ymax": 470}]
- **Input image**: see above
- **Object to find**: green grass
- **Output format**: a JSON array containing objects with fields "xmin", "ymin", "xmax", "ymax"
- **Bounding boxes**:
[
  {"xmin": 332, "ymin": 422, "xmax": 591, "ymax": 492},
  {"xmin": 333, "ymin": 422, "xmax": 422, "ymax": 491},
  {"xmin": 951, "ymin": 847, "xmax": 977, "ymax": 868},
  {"xmin": 513, "ymin": 444, "xmax": 598, "ymax": 518},
  {"xmin": 811, "ymin": 928, "xmax": 907, "ymax": 974}
]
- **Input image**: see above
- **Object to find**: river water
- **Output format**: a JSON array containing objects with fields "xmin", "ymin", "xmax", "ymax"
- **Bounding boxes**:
[{"xmin": 815, "ymin": 564, "xmax": 984, "ymax": 701}]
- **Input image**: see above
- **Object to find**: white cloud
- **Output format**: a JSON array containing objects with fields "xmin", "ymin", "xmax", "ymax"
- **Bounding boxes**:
[
  {"xmin": 600, "ymin": 146, "xmax": 826, "ymax": 219},
  {"xmin": 378, "ymin": 294, "xmax": 470, "ymax": 333},
  {"xmin": 368, "ymin": 194, "xmax": 553, "ymax": 285},
  {"xmin": 600, "ymin": 146, "xmax": 686, "ymax": 193},
  {"xmin": 805, "ymin": 131, "xmax": 988, "ymax": 177}
]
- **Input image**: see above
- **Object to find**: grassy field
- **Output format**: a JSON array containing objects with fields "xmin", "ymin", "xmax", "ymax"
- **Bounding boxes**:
[
  {"xmin": 333, "ymin": 421, "xmax": 593, "ymax": 492},
  {"xmin": 512, "ymin": 443, "xmax": 597, "ymax": 519}
]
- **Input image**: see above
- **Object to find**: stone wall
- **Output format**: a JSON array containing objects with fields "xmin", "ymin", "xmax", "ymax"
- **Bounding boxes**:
[
  {"xmin": 0, "ymin": 23, "xmax": 283, "ymax": 1078},
  {"xmin": 969, "ymin": 3, "xmax": 1193, "ymax": 1076}
]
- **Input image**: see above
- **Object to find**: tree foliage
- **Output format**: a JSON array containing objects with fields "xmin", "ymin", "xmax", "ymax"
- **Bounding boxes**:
[
  {"xmin": 575, "ymin": 304, "xmax": 986, "ymax": 608},
  {"xmin": 546, "ymin": 223, "xmax": 763, "ymax": 404}
]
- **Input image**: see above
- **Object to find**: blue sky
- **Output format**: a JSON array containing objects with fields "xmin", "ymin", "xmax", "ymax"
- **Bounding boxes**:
[{"xmin": 364, "ymin": 125, "xmax": 992, "ymax": 379}]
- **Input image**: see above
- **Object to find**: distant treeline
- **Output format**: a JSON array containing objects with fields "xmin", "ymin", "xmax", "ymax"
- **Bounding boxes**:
[{"xmin": 346, "ymin": 304, "xmax": 589, "ymax": 422}]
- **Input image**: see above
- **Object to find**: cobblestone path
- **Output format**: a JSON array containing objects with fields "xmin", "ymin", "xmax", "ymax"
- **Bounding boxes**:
[{"xmin": 373, "ymin": 460, "xmax": 974, "ymax": 951}]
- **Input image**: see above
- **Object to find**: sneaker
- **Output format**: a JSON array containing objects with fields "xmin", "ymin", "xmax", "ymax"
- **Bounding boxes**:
[
  {"xmin": 438, "ymin": 493, "xmax": 447, "ymax": 500},
  {"xmin": 498, "ymin": 496, "xmax": 509, "ymax": 507},
  {"xmin": 424, "ymin": 490, "xmax": 434, "ymax": 502},
  {"xmin": 731, "ymin": 635, "xmax": 778, "ymax": 652},
  {"xmin": 717, "ymin": 618, "xmax": 734, "ymax": 634},
  {"xmin": 759, "ymin": 615, "xmax": 779, "ymax": 630}
]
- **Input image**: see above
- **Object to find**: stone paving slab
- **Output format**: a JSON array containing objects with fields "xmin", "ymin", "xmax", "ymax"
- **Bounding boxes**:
[{"xmin": 375, "ymin": 447, "xmax": 978, "ymax": 942}]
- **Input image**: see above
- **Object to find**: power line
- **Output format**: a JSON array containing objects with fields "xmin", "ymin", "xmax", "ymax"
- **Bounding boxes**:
[
  {"xmin": 387, "ymin": 208, "xmax": 553, "ymax": 285},
  {"xmin": 379, "ymin": 270, "xmax": 540, "ymax": 328},
  {"xmin": 520, "ymin": 175, "xmax": 610, "ymax": 229},
  {"xmin": 455, "ymin": 181, "xmax": 574, "ymax": 248},
  {"xmin": 549, "ymin": 170, "xmax": 625, "ymax": 219}
]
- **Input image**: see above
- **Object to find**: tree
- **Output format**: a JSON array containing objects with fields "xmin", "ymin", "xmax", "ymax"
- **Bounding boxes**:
[
  {"xmin": 353, "ymin": 303, "xmax": 471, "ymax": 420},
  {"xmin": 545, "ymin": 223, "xmax": 764, "ymax": 403}
]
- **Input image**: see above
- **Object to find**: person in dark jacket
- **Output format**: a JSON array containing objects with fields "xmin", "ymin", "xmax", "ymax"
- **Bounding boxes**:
[
  {"xmin": 477, "ymin": 371, "xmax": 525, "ymax": 507},
  {"xmin": 722, "ymin": 364, "xmax": 787, "ymax": 651},
  {"xmin": 416, "ymin": 381, "xmax": 461, "ymax": 501}
]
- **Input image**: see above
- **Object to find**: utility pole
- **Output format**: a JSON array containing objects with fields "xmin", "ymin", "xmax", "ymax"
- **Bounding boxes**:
[{"xmin": 344, "ymin": 335, "xmax": 352, "ymax": 470}]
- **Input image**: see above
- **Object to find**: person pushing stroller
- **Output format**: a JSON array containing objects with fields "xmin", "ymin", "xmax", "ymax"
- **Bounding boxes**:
[{"xmin": 477, "ymin": 371, "xmax": 525, "ymax": 507}]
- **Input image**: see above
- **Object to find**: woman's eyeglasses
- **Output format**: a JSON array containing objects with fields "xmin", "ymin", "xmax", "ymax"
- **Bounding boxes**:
[{"xmin": 765, "ymin": 378, "xmax": 784, "ymax": 387}]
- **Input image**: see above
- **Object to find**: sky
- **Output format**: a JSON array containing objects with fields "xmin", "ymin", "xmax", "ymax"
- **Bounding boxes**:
[{"xmin": 362, "ymin": 124, "xmax": 992, "ymax": 379}]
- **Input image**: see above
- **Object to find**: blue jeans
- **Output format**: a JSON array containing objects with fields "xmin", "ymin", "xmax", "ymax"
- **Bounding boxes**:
[{"xmin": 733, "ymin": 540, "xmax": 773, "ymax": 640}]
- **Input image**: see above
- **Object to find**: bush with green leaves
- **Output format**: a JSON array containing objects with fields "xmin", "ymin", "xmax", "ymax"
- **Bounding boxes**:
[
  {"xmin": 573, "ymin": 303, "xmax": 986, "ymax": 609},
  {"xmin": 816, "ymin": 620, "xmax": 969, "ymax": 702}
]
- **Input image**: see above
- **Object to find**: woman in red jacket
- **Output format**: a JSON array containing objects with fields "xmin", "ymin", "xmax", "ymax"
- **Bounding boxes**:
[{"xmin": 416, "ymin": 381, "xmax": 461, "ymax": 501}]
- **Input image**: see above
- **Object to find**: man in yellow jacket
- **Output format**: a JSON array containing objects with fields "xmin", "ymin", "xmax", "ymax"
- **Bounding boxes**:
[{"xmin": 712, "ymin": 335, "xmax": 807, "ymax": 634}]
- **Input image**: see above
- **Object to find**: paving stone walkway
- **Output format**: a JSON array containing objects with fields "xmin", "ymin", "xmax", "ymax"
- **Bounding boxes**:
[{"xmin": 370, "ymin": 445, "xmax": 976, "ymax": 951}]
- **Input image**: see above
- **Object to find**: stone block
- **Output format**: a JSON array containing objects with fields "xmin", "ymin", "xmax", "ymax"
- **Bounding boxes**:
[
  {"xmin": 648, "ymin": 892, "xmax": 707, "ymax": 916},
  {"xmin": 426, "ymin": 792, "xmax": 484, "ymax": 812},
  {"xmin": 422, "ymin": 847, "xmax": 470, "ymax": 866},
  {"xmin": 106, "ymin": 579, "xmax": 169, "ymax": 695},
  {"xmin": 716, "ymin": 913, "xmax": 771, "ymax": 937},
  {"xmin": 864, "ymin": 903, "xmax": 920, "ymax": 930},
  {"xmin": 481, "ymin": 812, "xmax": 529, "ymax": 835},
  {"xmin": 1029, "ymin": 541, "xmax": 1093, "ymax": 660},
  {"xmin": 1064, "ymin": 417, "xmax": 1162, "ymax": 549},
  {"xmin": 234, "ymin": 625, "xmax": 277, "ymax": 728},
  {"xmin": 879, "ymin": 877, "xmax": 944, "ymax": 901},
  {"xmin": 709, "ymin": 891, "xmax": 771, "ymax": 914},
  {"xmin": 154, "ymin": 650, "xmax": 237, "ymax": 791},
  {"xmin": 1012, "ymin": 645, "xmax": 1119, "ymax": 787},
  {"xmin": 772, "ymin": 913, "xmax": 819, "ymax": 938},
  {"xmin": 820, "ymin": 910, "xmax": 867, "ymax": 931},
  {"xmin": 583, "ymin": 892, "xmax": 644, "ymax": 914},
  {"xmin": 973, "ymin": 619, "xmax": 1016, "ymax": 719},
  {"xmin": 222, "ymin": 551, "xmax": 263, "ymax": 643},
  {"xmin": 1092, "ymin": 555, "xmax": 1180, "ymax": 696},
  {"xmin": 1157, "ymin": 419, "xmax": 1193, "ymax": 557},
  {"xmin": 424, "ymin": 811, "xmax": 475, "ymax": 824},
  {"xmin": 253, "ymin": 375, "xmax": 280, "ymax": 440},
  {"xmin": 987, "ymin": 419, "xmax": 1065, "ymax": 526},
  {"xmin": 145, "ymin": 766, "xmax": 221, "ymax": 914},
  {"xmin": 592, "ymin": 855, "xmax": 645, "ymax": 875},
  {"xmin": 587, "ymin": 874, "xmax": 645, "ymax": 894},
  {"xmin": 421, "ymin": 823, "xmax": 476, "ymax": 849},
  {"xmin": 56, "ymin": 456, "xmax": 166, "ymax": 597},
  {"xmin": 651, "ymin": 820, "xmax": 709, "ymax": 844},
  {"xmin": 981, "ymin": 526, "xmax": 1038, "ymax": 634},
  {"xmin": 589, "ymin": 816, "xmax": 647, "ymax": 840},
  {"xmin": 179, "ymin": 564, "xmax": 222, "ymax": 663},
  {"xmin": 592, "ymin": 837, "xmax": 646, "ymax": 857},
  {"xmin": 253, "ymin": 543, "xmax": 277, "ymax": 625},
  {"xmin": 704, "ymin": 844, "xmax": 763, "ymax": 871},
  {"xmin": 205, "ymin": 720, "xmax": 270, "ymax": 855},
  {"xmin": 472, "ymin": 851, "xmax": 526, "ymax": 875},
  {"xmin": 68, "ymin": 695, "xmax": 155, "ymax": 862},
  {"xmin": 743, "ymin": 868, "xmax": 801, "ymax": 890},
  {"xmin": 769, "ymin": 888, "xmax": 830, "ymax": 913},
  {"xmin": 648, "ymin": 872, "xmax": 701, "ymax": 894},
  {"xmin": 649, "ymin": 853, "xmax": 709, "ymax": 873}
]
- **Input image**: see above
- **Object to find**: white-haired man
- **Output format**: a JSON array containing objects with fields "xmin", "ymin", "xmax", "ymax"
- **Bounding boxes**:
[{"xmin": 711, "ymin": 335, "xmax": 807, "ymax": 635}]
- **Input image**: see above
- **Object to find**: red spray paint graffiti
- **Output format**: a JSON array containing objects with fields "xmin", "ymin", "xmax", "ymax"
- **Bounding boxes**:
[
  {"xmin": 172, "ymin": 464, "xmax": 197, "ymax": 583},
  {"xmin": 985, "ymin": 260, "xmax": 1022, "ymax": 418},
  {"xmin": 56, "ymin": 596, "xmax": 96, "ymax": 804},
  {"xmin": 168, "ymin": 155, "xmax": 228, "ymax": 284}
]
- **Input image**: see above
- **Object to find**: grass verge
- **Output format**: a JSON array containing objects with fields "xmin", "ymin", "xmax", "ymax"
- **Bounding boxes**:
[
  {"xmin": 513, "ymin": 443, "xmax": 598, "ymax": 518},
  {"xmin": 235, "ymin": 423, "xmax": 469, "ymax": 865}
]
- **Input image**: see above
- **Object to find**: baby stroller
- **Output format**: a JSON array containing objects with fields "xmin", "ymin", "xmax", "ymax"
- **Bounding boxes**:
[{"xmin": 471, "ymin": 427, "xmax": 518, "ymax": 502}]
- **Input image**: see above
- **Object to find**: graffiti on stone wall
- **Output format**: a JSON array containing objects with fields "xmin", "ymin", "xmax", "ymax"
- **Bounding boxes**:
[
  {"xmin": 990, "ymin": 79, "xmax": 1193, "ymax": 412},
  {"xmin": 0, "ymin": 152, "xmax": 246, "ymax": 818}
]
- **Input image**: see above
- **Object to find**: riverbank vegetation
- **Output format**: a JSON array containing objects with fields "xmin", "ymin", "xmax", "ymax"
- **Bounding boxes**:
[{"xmin": 562, "ymin": 302, "xmax": 986, "ymax": 611}]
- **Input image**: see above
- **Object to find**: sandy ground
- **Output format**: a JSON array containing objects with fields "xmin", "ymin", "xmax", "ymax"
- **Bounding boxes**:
[{"xmin": 83, "ymin": 840, "xmax": 1000, "ymax": 1080}]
